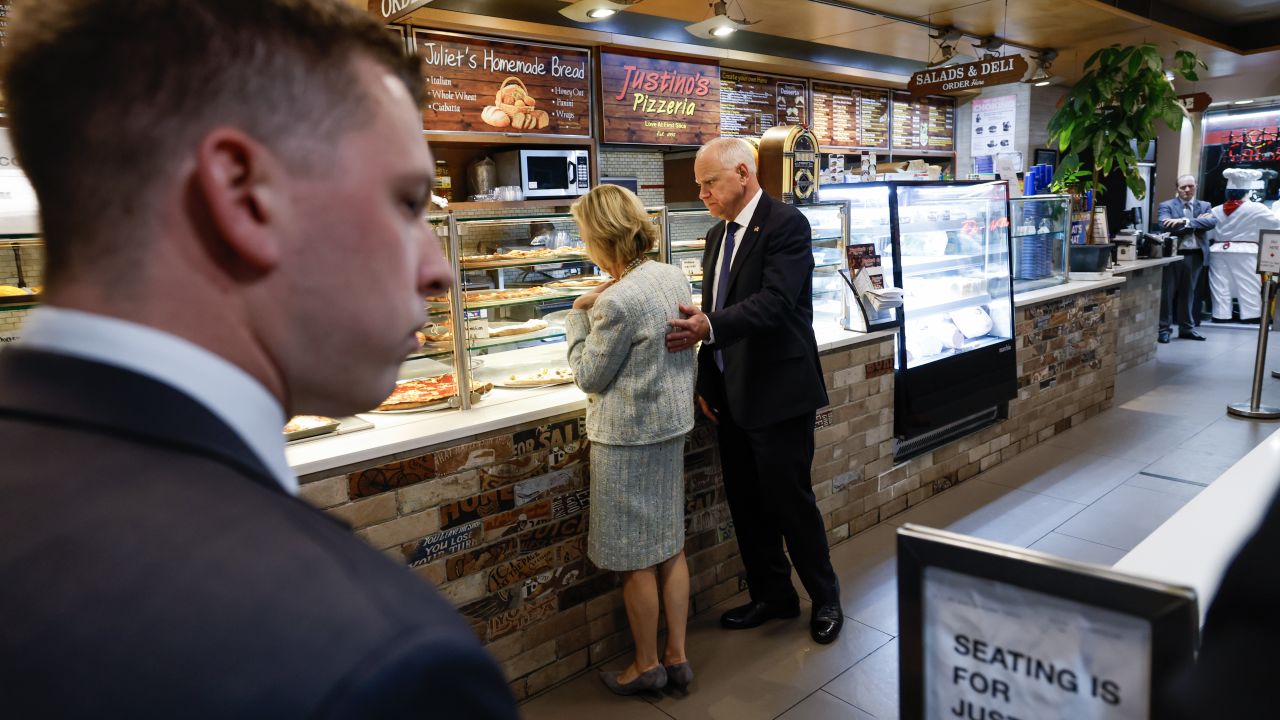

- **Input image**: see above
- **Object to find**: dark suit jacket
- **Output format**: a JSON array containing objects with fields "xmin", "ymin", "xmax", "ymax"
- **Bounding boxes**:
[
  {"xmin": 699, "ymin": 191, "xmax": 828, "ymax": 429},
  {"xmin": 1168, "ymin": 485, "xmax": 1280, "ymax": 718},
  {"xmin": 0, "ymin": 348, "xmax": 517, "ymax": 719},
  {"xmin": 1157, "ymin": 197, "xmax": 1215, "ymax": 254}
]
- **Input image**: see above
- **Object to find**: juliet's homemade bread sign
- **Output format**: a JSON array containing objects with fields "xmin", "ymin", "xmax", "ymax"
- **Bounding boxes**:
[{"xmin": 411, "ymin": 29, "xmax": 590, "ymax": 137}]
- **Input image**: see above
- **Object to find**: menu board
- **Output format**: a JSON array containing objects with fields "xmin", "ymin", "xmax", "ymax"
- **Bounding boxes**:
[
  {"xmin": 412, "ymin": 30, "xmax": 591, "ymax": 137},
  {"xmin": 600, "ymin": 49, "xmax": 720, "ymax": 146},
  {"xmin": 0, "ymin": 0, "xmax": 9, "ymax": 113},
  {"xmin": 719, "ymin": 70, "xmax": 808, "ymax": 138},
  {"xmin": 891, "ymin": 92, "xmax": 955, "ymax": 152},
  {"xmin": 810, "ymin": 82, "xmax": 890, "ymax": 150}
]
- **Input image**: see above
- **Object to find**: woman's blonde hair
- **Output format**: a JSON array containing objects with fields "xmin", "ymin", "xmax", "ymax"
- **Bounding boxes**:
[{"xmin": 570, "ymin": 184, "xmax": 659, "ymax": 275}]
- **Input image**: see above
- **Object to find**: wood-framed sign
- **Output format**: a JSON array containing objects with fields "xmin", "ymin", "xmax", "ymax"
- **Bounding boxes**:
[
  {"xmin": 1177, "ymin": 92, "xmax": 1213, "ymax": 114},
  {"xmin": 810, "ymin": 81, "xmax": 890, "ymax": 151},
  {"xmin": 0, "ymin": 0, "xmax": 10, "ymax": 115},
  {"xmin": 907, "ymin": 55, "xmax": 1028, "ymax": 99},
  {"xmin": 719, "ymin": 69, "xmax": 809, "ymax": 139},
  {"xmin": 891, "ymin": 92, "xmax": 956, "ymax": 153},
  {"xmin": 599, "ymin": 49, "xmax": 720, "ymax": 146},
  {"xmin": 411, "ymin": 29, "xmax": 591, "ymax": 138},
  {"xmin": 369, "ymin": 0, "xmax": 434, "ymax": 24}
]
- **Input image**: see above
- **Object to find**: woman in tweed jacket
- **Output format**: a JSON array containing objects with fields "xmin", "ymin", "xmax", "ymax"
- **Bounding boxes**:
[{"xmin": 566, "ymin": 184, "xmax": 697, "ymax": 696}]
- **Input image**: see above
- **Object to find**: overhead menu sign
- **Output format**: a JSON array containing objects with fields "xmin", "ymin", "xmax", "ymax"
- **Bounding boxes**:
[
  {"xmin": 892, "ymin": 92, "xmax": 955, "ymax": 153},
  {"xmin": 719, "ymin": 70, "xmax": 808, "ymax": 138},
  {"xmin": 412, "ymin": 30, "xmax": 590, "ymax": 137},
  {"xmin": 369, "ymin": 0, "xmax": 434, "ymax": 24},
  {"xmin": 599, "ymin": 49, "xmax": 720, "ymax": 146},
  {"xmin": 810, "ymin": 82, "xmax": 890, "ymax": 151},
  {"xmin": 908, "ymin": 55, "xmax": 1028, "ymax": 98}
]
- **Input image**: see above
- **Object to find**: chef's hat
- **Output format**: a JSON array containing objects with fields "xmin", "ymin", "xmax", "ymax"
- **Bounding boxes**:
[{"xmin": 1223, "ymin": 167, "xmax": 1264, "ymax": 190}]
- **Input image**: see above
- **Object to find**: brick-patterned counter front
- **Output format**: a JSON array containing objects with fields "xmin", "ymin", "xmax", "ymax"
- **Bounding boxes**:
[
  {"xmin": 297, "ymin": 287, "xmax": 1121, "ymax": 702},
  {"xmin": 1114, "ymin": 265, "xmax": 1164, "ymax": 372}
]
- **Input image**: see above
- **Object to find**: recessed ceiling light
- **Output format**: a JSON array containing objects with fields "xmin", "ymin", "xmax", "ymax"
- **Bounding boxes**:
[{"xmin": 558, "ymin": 0, "xmax": 640, "ymax": 23}]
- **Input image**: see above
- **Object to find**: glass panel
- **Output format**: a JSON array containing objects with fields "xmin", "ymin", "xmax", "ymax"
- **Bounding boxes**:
[
  {"xmin": 666, "ymin": 207, "xmax": 714, "ymax": 305},
  {"xmin": 895, "ymin": 182, "xmax": 1012, "ymax": 369},
  {"xmin": 797, "ymin": 201, "xmax": 849, "ymax": 322},
  {"xmin": 1010, "ymin": 194, "xmax": 1070, "ymax": 293},
  {"xmin": 822, "ymin": 184, "xmax": 895, "ymax": 331},
  {"xmin": 390, "ymin": 213, "xmax": 462, "ymax": 413}
]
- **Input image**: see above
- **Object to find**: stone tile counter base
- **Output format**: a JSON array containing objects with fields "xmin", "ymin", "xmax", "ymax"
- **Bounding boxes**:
[{"xmin": 297, "ymin": 288, "xmax": 1119, "ymax": 701}]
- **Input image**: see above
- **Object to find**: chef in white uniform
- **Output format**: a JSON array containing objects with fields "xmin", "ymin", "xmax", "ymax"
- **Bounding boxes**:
[{"xmin": 1209, "ymin": 168, "xmax": 1280, "ymax": 323}]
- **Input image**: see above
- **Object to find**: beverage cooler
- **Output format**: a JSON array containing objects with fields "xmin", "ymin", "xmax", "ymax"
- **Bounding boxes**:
[{"xmin": 824, "ymin": 181, "xmax": 1016, "ymax": 461}]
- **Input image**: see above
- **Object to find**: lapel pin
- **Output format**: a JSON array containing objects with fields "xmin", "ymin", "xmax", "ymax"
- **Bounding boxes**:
[{"xmin": 753, "ymin": 226, "xmax": 760, "ymax": 232}]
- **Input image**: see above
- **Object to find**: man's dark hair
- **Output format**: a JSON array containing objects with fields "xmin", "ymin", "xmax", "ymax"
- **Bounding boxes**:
[{"xmin": 1, "ymin": 0, "xmax": 423, "ymax": 284}]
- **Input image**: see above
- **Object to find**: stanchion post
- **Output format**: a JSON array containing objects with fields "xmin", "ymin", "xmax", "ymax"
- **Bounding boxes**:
[{"xmin": 1228, "ymin": 271, "xmax": 1280, "ymax": 418}]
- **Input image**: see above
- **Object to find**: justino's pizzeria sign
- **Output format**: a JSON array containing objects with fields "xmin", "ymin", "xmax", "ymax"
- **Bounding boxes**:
[
  {"xmin": 599, "ymin": 49, "xmax": 721, "ymax": 146},
  {"xmin": 908, "ymin": 56, "xmax": 1028, "ymax": 99}
]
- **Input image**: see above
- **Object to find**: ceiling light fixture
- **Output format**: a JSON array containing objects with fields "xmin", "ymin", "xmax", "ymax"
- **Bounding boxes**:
[
  {"xmin": 558, "ymin": 0, "xmax": 643, "ymax": 23},
  {"xmin": 1022, "ymin": 49, "xmax": 1057, "ymax": 86},
  {"xmin": 685, "ymin": 1, "xmax": 758, "ymax": 40},
  {"xmin": 1235, "ymin": 99, "xmax": 1256, "ymax": 105}
]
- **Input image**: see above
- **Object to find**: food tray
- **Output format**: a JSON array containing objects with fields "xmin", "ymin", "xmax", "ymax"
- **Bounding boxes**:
[{"xmin": 282, "ymin": 418, "xmax": 341, "ymax": 442}]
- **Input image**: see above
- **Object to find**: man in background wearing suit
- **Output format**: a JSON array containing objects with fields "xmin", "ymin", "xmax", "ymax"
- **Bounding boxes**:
[
  {"xmin": 0, "ymin": 1, "xmax": 517, "ymax": 717},
  {"xmin": 666, "ymin": 137, "xmax": 842, "ymax": 644},
  {"xmin": 1157, "ymin": 174, "xmax": 1216, "ymax": 343}
]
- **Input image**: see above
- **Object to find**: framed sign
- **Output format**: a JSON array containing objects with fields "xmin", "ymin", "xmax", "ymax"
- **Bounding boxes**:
[
  {"xmin": 719, "ymin": 69, "xmax": 808, "ymax": 139},
  {"xmin": 599, "ymin": 49, "xmax": 720, "ymax": 146},
  {"xmin": 0, "ymin": 0, "xmax": 10, "ymax": 115},
  {"xmin": 892, "ymin": 92, "xmax": 956, "ymax": 153},
  {"xmin": 898, "ymin": 525, "xmax": 1197, "ymax": 720},
  {"xmin": 908, "ymin": 55, "xmax": 1028, "ymax": 98},
  {"xmin": 810, "ymin": 81, "xmax": 890, "ymax": 151},
  {"xmin": 1258, "ymin": 229, "xmax": 1280, "ymax": 274},
  {"xmin": 971, "ymin": 94, "xmax": 1016, "ymax": 159},
  {"xmin": 411, "ymin": 30, "xmax": 591, "ymax": 137},
  {"xmin": 369, "ymin": 0, "xmax": 434, "ymax": 24}
]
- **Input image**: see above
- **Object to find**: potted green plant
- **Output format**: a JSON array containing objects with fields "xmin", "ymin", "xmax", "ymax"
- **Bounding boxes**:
[{"xmin": 1047, "ymin": 43, "xmax": 1205, "ymax": 243}]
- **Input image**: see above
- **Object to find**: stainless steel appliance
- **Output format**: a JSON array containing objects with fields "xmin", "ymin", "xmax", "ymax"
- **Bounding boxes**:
[{"xmin": 493, "ymin": 149, "xmax": 589, "ymax": 199}]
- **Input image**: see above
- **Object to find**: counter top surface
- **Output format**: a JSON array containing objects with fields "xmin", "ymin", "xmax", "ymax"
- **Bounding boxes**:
[
  {"xmin": 290, "ymin": 319, "xmax": 897, "ymax": 479},
  {"xmin": 1110, "ymin": 256, "xmax": 1182, "ymax": 274},
  {"xmin": 1115, "ymin": 426, "xmax": 1280, "ymax": 624},
  {"xmin": 1013, "ymin": 276, "xmax": 1127, "ymax": 308}
]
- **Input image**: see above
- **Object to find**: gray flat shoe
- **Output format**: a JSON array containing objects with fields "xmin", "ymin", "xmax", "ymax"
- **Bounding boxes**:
[
  {"xmin": 600, "ymin": 665, "xmax": 667, "ymax": 696},
  {"xmin": 664, "ymin": 661, "xmax": 694, "ymax": 689}
]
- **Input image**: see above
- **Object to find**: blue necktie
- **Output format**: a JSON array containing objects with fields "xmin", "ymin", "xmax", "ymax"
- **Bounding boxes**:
[{"xmin": 714, "ymin": 221, "xmax": 739, "ymax": 372}]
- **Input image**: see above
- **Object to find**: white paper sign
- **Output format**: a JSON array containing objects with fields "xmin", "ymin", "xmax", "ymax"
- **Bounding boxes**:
[
  {"xmin": 924, "ymin": 566, "xmax": 1151, "ymax": 720},
  {"xmin": 972, "ymin": 95, "xmax": 1017, "ymax": 161},
  {"xmin": 1258, "ymin": 229, "xmax": 1280, "ymax": 274}
]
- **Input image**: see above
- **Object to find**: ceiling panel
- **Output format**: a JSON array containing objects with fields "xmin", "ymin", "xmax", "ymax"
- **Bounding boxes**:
[{"xmin": 1167, "ymin": 0, "xmax": 1280, "ymax": 23}]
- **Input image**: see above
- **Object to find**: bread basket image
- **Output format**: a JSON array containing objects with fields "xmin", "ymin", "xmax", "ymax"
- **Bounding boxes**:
[{"xmin": 482, "ymin": 76, "xmax": 550, "ymax": 131}]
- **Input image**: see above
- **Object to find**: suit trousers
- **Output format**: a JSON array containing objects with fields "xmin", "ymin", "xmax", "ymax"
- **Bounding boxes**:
[
  {"xmin": 1160, "ymin": 249, "xmax": 1205, "ymax": 334},
  {"xmin": 708, "ymin": 368, "xmax": 839, "ymax": 607}
]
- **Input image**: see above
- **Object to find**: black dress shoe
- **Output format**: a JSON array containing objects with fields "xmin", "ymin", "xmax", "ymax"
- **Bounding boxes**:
[
  {"xmin": 1178, "ymin": 330, "xmax": 1207, "ymax": 341},
  {"xmin": 1157, "ymin": 331, "xmax": 1171, "ymax": 344},
  {"xmin": 720, "ymin": 598, "xmax": 800, "ymax": 630},
  {"xmin": 811, "ymin": 603, "xmax": 843, "ymax": 644}
]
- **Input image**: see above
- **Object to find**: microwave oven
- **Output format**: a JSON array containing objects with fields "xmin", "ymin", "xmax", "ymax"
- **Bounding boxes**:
[{"xmin": 493, "ymin": 149, "xmax": 590, "ymax": 199}]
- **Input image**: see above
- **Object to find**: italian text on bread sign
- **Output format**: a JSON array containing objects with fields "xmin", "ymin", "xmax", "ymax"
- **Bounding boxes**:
[{"xmin": 923, "ymin": 567, "xmax": 1150, "ymax": 719}]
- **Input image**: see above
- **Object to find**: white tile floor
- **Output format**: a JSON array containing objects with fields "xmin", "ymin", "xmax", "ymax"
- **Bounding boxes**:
[{"xmin": 521, "ymin": 324, "xmax": 1280, "ymax": 719}]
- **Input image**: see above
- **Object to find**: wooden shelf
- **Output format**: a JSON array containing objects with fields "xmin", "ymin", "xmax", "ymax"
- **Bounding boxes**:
[{"xmin": 423, "ymin": 132, "xmax": 590, "ymax": 146}]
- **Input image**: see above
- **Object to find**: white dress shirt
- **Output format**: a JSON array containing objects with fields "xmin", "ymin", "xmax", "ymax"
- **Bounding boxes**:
[
  {"xmin": 18, "ymin": 307, "xmax": 297, "ymax": 495},
  {"xmin": 708, "ymin": 188, "xmax": 764, "ymax": 342}
]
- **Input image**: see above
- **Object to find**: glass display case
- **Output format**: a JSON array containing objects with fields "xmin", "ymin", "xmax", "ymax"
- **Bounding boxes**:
[
  {"xmin": 797, "ymin": 201, "xmax": 849, "ymax": 324},
  {"xmin": 1010, "ymin": 194, "xmax": 1071, "ymax": 293},
  {"xmin": 819, "ymin": 185, "xmax": 899, "ymax": 332},
  {"xmin": 828, "ymin": 181, "xmax": 1016, "ymax": 460},
  {"xmin": 663, "ymin": 201, "xmax": 850, "ymax": 315},
  {"xmin": 424, "ymin": 207, "xmax": 665, "ymax": 411}
]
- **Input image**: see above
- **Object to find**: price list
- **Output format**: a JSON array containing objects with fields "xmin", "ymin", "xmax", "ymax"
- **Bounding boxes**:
[
  {"xmin": 719, "ymin": 70, "xmax": 808, "ymax": 138},
  {"xmin": 0, "ymin": 0, "xmax": 9, "ymax": 112},
  {"xmin": 811, "ymin": 82, "xmax": 889, "ymax": 150},
  {"xmin": 892, "ymin": 92, "xmax": 955, "ymax": 152}
]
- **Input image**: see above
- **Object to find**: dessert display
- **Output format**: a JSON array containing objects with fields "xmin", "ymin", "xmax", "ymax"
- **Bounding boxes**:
[
  {"xmin": 427, "ymin": 286, "xmax": 557, "ymax": 308},
  {"xmin": 496, "ymin": 367, "xmax": 575, "ymax": 388}
]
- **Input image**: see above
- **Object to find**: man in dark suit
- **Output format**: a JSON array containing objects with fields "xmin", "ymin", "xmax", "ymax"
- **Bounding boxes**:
[
  {"xmin": 1157, "ymin": 174, "xmax": 1216, "ymax": 343},
  {"xmin": 0, "ymin": 1, "xmax": 517, "ymax": 717},
  {"xmin": 666, "ymin": 137, "xmax": 842, "ymax": 644}
]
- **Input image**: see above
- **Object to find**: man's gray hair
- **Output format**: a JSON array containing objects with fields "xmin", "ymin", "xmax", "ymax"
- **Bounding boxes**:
[
  {"xmin": 697, "ymin": 137, "xmax": 757, "ymax": 175},
  {"xmin": 1178, "ymin": 174, "xmax": 1197, "ymax": 185}
]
